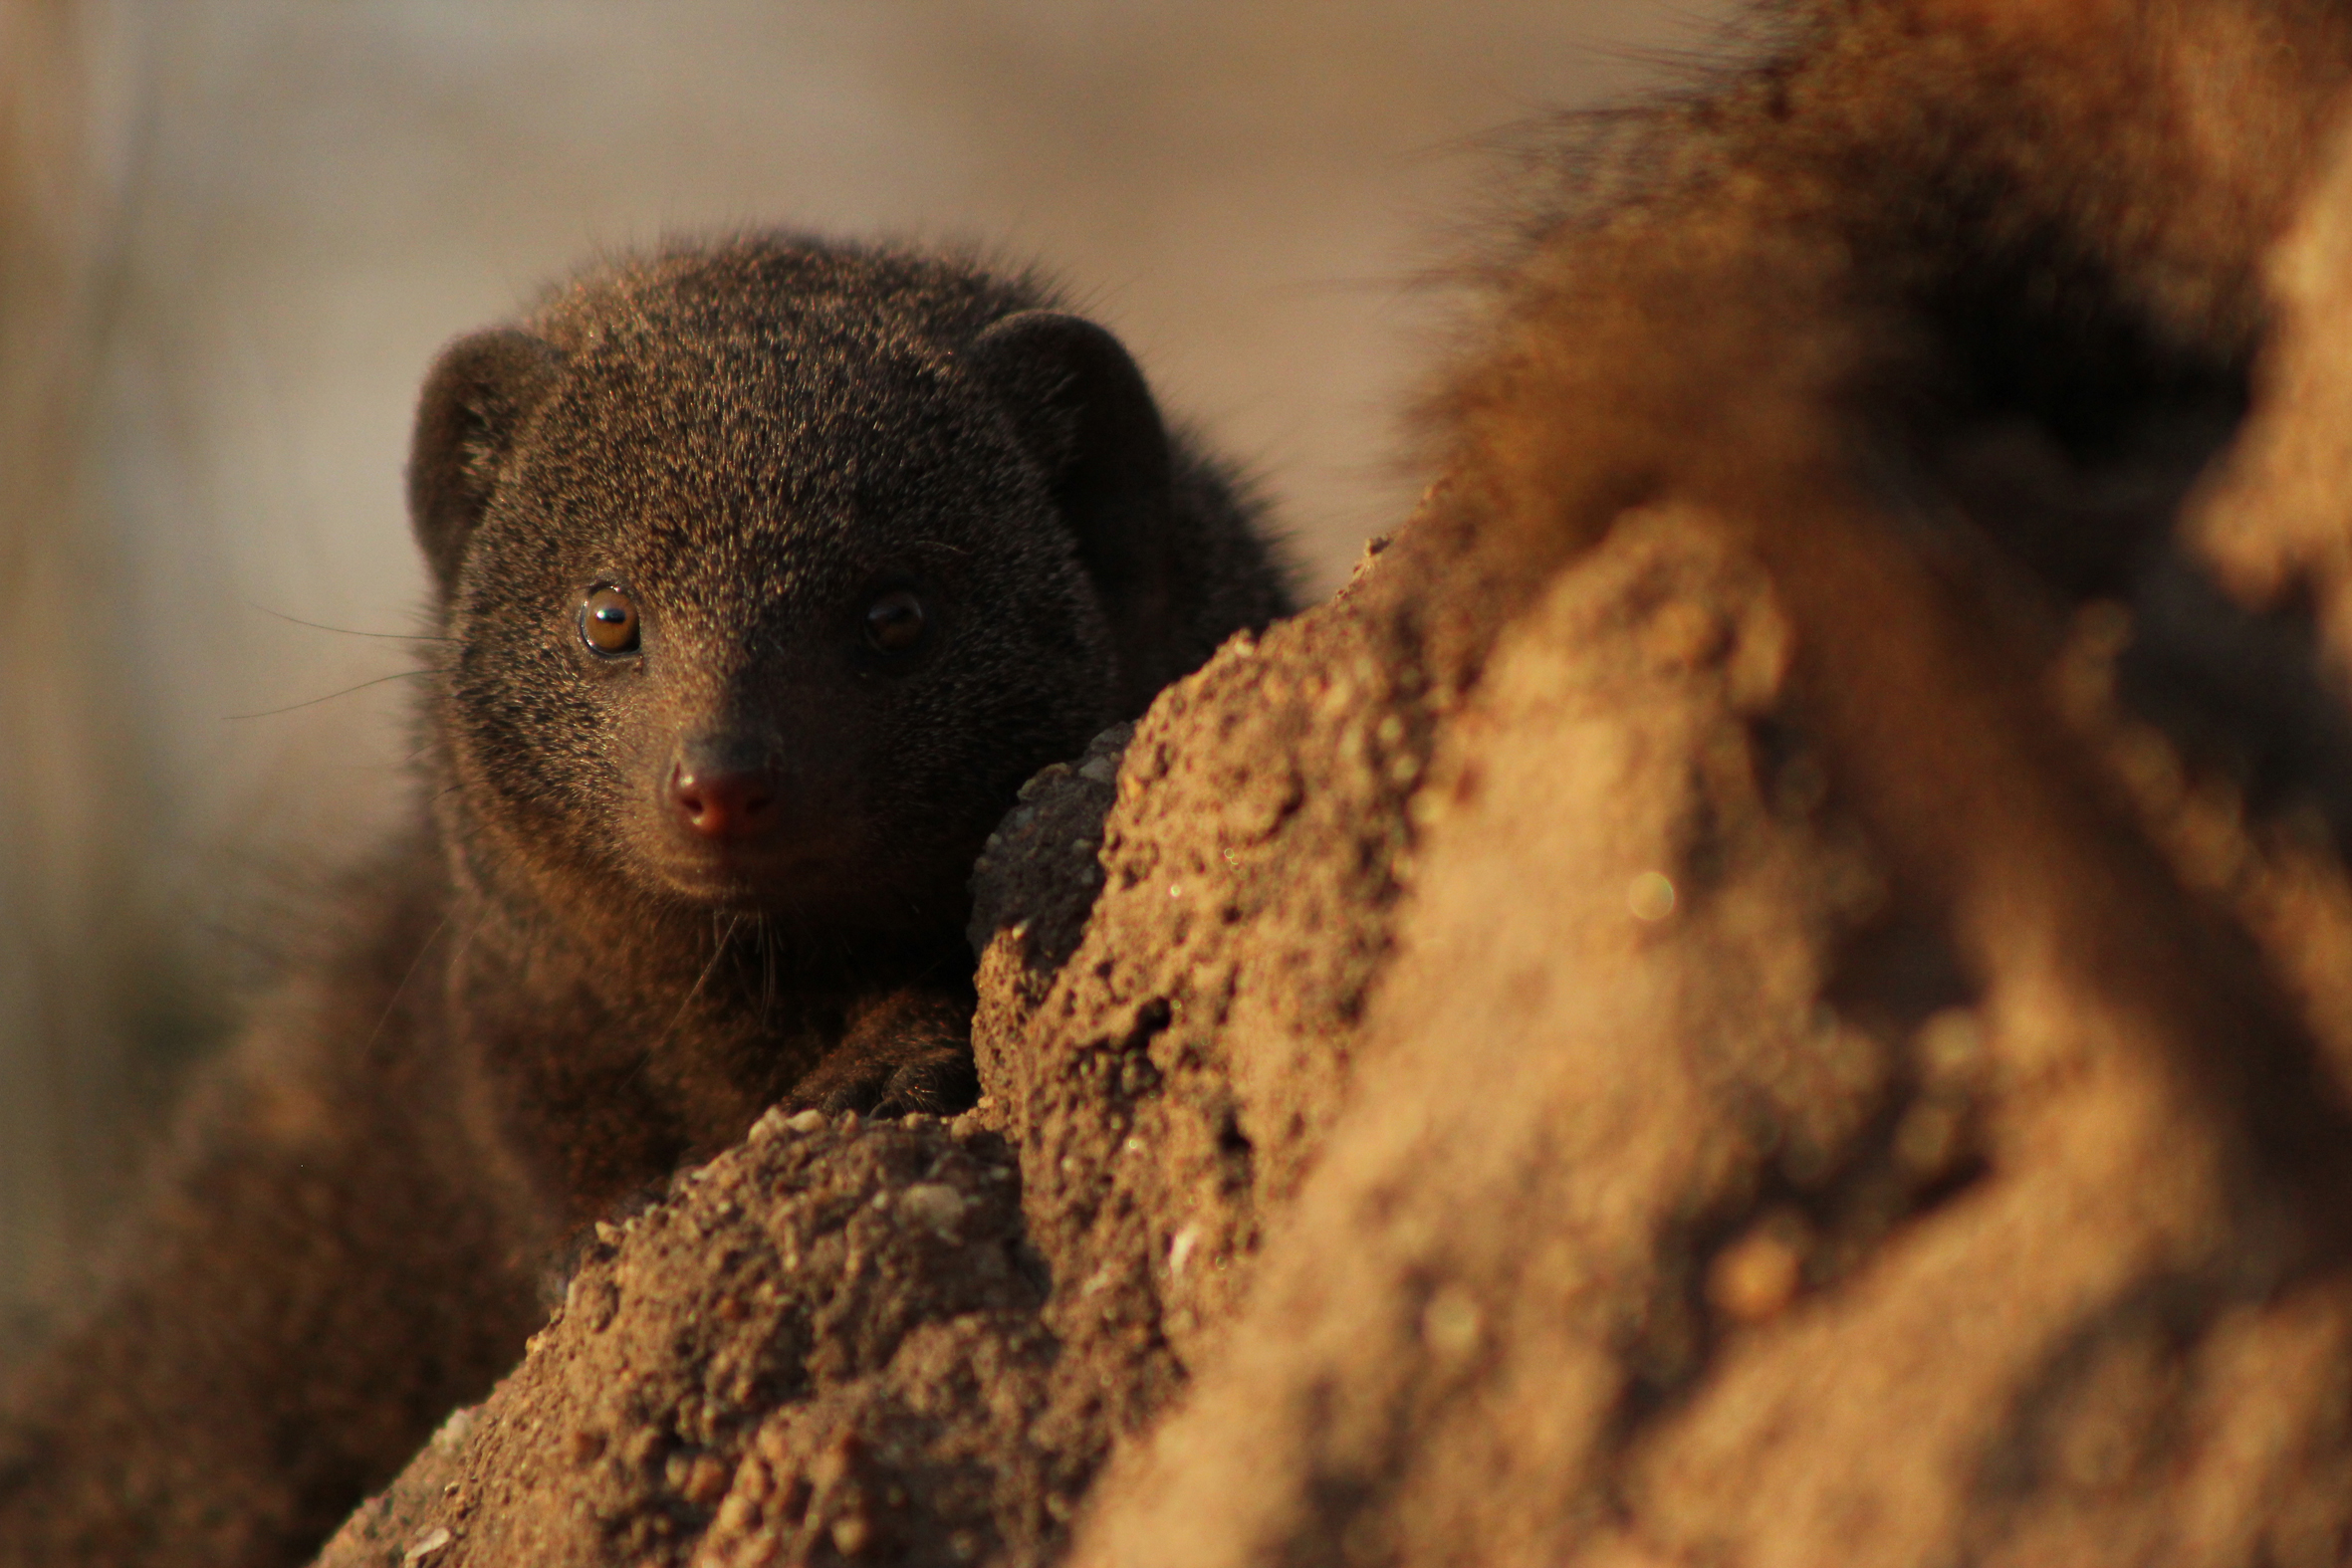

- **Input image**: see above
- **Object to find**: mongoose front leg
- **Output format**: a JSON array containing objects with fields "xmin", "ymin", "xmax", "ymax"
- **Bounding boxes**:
[{"xmin": 785, "ymin": 987, "xmax": 982, "ymax": 1117}]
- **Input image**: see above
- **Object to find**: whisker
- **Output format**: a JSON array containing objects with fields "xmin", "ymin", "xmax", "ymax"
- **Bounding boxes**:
[
  {"xmin": 757, "ymin": 915, "xmax": 782, "ymax": 1019},
  {"xmin": 644, "ymin": 912, "xmax": 741, "ymax": 1065},
  {"xmin": 248, "ymin": 604, "xmax": 458, "ymax": 643},
  {"xmin": 358, "ymin": 910, "xmax": 458, "ymax": 1062},
  {"xmin": 223, "ymin": 670, "xmax": 431, "ymax": 721}
]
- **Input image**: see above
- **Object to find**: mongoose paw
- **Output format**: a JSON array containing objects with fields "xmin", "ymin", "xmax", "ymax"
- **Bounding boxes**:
[{"xmin": 790, "ymin": 1038, "xmax": 980, "ymax": 1119}]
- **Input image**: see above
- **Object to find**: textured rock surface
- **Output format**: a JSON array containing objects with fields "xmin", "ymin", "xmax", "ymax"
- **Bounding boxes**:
[
  {"xmin": 1069, "ymin": 512, "xmax": 2352, "ymax": 1567},
  {"xmin": 315, "ymin": 476, "xmax": 2352, "ymax": 1567},
  {"xmin": 315, "ymin": 1109, "xmax": 1060, "ymax": 1568}
]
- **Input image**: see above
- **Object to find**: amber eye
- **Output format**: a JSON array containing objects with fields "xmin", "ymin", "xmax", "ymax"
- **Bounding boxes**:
[
  {"xmin": 863, "ymin": 588, "xmax": 927, "ymax": 655},
  {"xmin": 580, "ymin": 585, "xmax": 640, "ymax": 656}
]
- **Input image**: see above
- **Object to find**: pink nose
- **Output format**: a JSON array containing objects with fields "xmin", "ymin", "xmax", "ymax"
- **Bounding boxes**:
[{"xmin": 669, "ymin": 762, "xmax": 779, "ymax": 841}]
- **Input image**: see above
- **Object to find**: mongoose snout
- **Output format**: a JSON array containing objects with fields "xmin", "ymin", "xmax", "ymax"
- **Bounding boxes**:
[{"xmin": 666, "ymin": 749, "xmax": 782, "ymax": 843}]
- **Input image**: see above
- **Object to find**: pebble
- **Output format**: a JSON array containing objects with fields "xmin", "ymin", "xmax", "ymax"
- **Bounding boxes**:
[
  {"xmin": 401, "ymin": 1526, "xmax": 452, "ymax": 1566},
  {"xmin": 899, "ymin": 1183, "xmax": 968, "ymax": 1237},
  {"xmin": 1708, "ymin": 1229, "xmax": 1804, "ymax": 1322},
  {"xmin": 1167, "ymin": 1224, "xmax": 1201, "ymax": 1278},
  {"xmin": 429, "ymin": 1405, "xmax": 480, "ymax": 1456}
]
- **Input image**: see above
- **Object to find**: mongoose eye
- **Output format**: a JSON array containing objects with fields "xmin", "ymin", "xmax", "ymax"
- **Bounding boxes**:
[
  {"xmin": 580, "ymin": 585, "xmax": 641, "ymax": 656},
  {"xmin": 863, "ymin": 588, "xmax": 928, "ymax": 656}
]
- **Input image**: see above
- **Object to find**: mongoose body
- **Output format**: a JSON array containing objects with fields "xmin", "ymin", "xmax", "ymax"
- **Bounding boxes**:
[{"xmin": 0, "ymin": 236, "xmax": 1292, "ymax": 1567}]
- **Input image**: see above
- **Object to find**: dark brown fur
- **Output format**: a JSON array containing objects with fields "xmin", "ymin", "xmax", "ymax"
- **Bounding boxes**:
[{"xmin": 0, "ymin": 235, "xmax": 1291, "ymax": 1567}]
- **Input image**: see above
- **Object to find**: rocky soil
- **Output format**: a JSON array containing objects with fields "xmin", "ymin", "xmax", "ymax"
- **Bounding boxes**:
[{"xmin": 312, "ymin": 471, "xmax": 2352, "ymax": 1567}]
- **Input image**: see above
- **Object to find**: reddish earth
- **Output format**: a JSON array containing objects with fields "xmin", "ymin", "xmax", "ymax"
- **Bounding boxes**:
[{"xmin": 313, "ymin": 480, "xmax": 2352, "ymax": 1566}]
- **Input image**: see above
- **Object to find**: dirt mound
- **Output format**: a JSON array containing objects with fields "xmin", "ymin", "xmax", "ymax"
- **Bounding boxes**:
[
  {"xmin": 314, "ymin": 481, "xmax": 2352, "ymax": 1568},
  {"xmin": 1072, "ymin": 513, "xmax": 2352, "ymax": 1567},
  {"xmin": 317, "ymin": 1111, "xmax": 1060, "ymax": 1568}
]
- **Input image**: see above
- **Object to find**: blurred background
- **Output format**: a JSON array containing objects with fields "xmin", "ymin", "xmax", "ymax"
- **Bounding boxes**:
[{"xmin": 0, "ymin": 0, "xmax": 1727, "ymax": 1357}]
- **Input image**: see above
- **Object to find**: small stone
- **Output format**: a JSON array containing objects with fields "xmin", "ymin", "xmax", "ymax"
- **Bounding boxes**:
[
  {"xmin": 810, "ymin": 1434, "xmax": 862, "ymax": 1488},
  {"xmin": 683, "ymin": 1453, "xmax": 732, "ymax": 1505},
  {"xmin": 428, "ymin": 1405, "xmax": 479, "ymax": 1456},
  {"xmin": 1021, "ymin": 762, "xmax": 1070, "ymax": 798},
  {"xmin": 785, "ymin": 1108, "xmax": 826, "ymax": 1135},
  {"xmin": 756, "ymin": 1424, "xmax": 797, "ymax": 1466},
  {"xmin": 831, "ymin": 1514, "xmax": 873, "ymax": 1556},
  {"xmin": 401, "ymin": 1526, "xmax": 452, "ymax": 1566},
  {"xmin": 1167, "ymin": 1224, "xmax": 1201, "ymax": 1278},
  {"xmin": 1709, "ymin": 1227, "xmax": 1805, "ymax": 1322},
  {"xmin": 898, "ymin": 1183, "xmax": 968, "ymax": 1237},
  {"xmin": 1078, "ymin": 754, "xmax": 1119, "ymax": 784}
]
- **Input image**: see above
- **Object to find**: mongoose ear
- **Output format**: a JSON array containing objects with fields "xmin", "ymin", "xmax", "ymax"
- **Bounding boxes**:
[
  {"xmin": 407, "ymin": 328, "xmax": 563, "ymax": 596},
  {"xmin": 970, "ymin": 310, "xmax": 1178, "ymax": 710}
]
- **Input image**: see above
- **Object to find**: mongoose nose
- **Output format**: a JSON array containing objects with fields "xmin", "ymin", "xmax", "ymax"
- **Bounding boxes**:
[{"xmin": 669, "ymin": 761, "xmax": 780, "ymax": 841}]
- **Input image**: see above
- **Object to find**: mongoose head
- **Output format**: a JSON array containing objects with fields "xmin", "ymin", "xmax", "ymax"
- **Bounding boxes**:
[{"xmin": 407, "ymin": 240, "xmax": 1196, "ymax": 935}]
